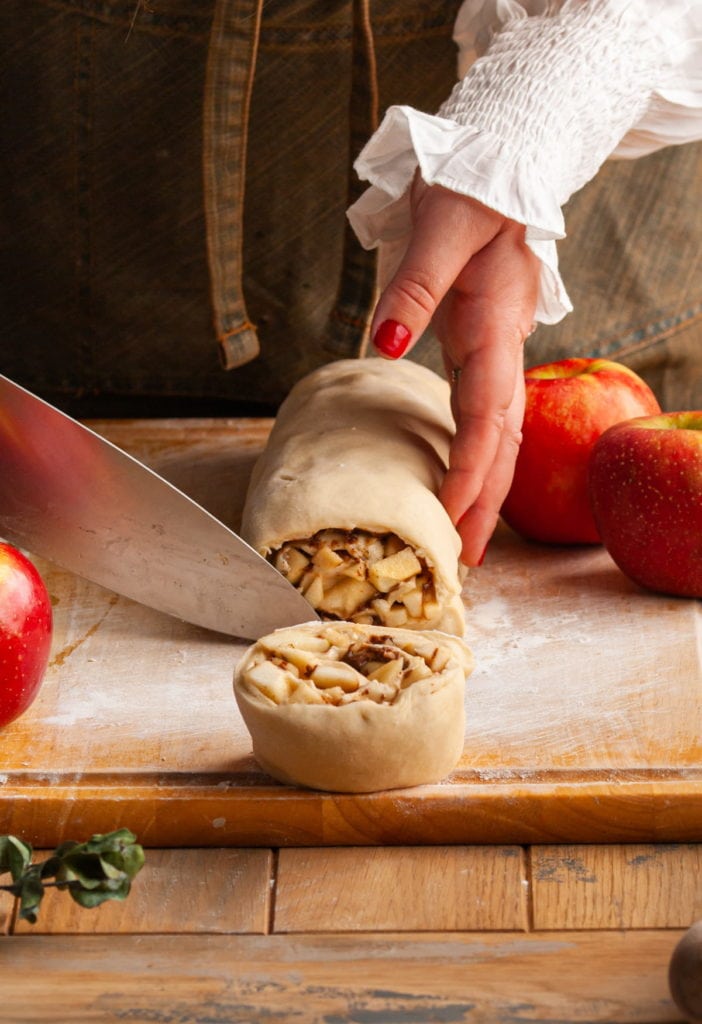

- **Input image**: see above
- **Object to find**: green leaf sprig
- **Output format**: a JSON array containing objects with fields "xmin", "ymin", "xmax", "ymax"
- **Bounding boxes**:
[{"xmin": 0, "ymin": 828, "xmax": 145, "ymax": 924}]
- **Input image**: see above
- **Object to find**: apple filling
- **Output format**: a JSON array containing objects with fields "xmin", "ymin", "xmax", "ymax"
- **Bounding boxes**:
[
  {"xmin": 271, "ymin": 528, "xmax": 441, "ymax": 628},
  {"xmin": 241, "ymin": 623, "xmax": 453, "ymax": 708},
  {"xmin": 234, "ymin": 620, "xmax": 473, "ymax": 792}
]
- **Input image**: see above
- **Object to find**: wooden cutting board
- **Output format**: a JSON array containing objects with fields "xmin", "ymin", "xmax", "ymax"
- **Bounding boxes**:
[{"xmin": 1, "ymin": 419, "xmax": 700, "ymax": 847}]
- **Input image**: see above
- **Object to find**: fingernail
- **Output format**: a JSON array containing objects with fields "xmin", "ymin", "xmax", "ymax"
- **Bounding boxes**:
[
  {"xmin": 373, "ymin": 320, "xmax": 411, "ymax": 359},
  {"xmin": 477, "ymin": 544, "xmax": 488, "ymax": 567}
]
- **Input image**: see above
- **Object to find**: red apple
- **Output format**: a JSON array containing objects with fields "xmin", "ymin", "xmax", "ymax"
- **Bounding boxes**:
[
  {"xmin": 501, "ymin": 358, "xmax": 661, "ymax": 544},
  {"xmin": 588, "ymin": 412, "xmax": 702, "ymax": 598},
  {"xmin": 0, "ymin": 542, "xmax": 53, "ymax": 727}
]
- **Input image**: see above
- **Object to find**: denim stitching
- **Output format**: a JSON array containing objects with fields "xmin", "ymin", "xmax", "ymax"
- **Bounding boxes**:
[
  {"xmin": 259, "ymin": 9, "xmax": 457, "ymax": 45},
  {"xmin": 39, "ymin": 0, "xmax": 211, "ymax": 37},
  {"xmin": 584, "ymin": 302, "xmax": 702, "ymax": 361}
]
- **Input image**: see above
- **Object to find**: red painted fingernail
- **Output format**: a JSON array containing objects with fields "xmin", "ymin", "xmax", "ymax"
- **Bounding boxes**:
[{"xmin": 373, "ymin": 320, "xmax": 411, "ymax": 359}]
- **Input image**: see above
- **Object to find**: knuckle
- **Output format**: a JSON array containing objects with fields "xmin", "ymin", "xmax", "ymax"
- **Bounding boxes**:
[
  {"xmin": 503, "ymin": 319, "xmax": 530, "ymax": 350},
  {"xmin": 504, "ymin": 426, "xmax": 523, "ymax": 455},
  {"xmin": 391, "ymin": 271, "xmax": 440, "ymax": 319},
  {"xmin": 459, "ymin": 410, "xmax": 523, "ymax": 453}
]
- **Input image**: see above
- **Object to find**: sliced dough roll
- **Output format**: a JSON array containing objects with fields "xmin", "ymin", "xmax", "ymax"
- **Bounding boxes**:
[
  {"xmin": 233, "ymin": 621, "xmax": 474, "ymax": 792},
  {"xmin": 241, "ymin": 358, "xmax": 465, "ymax": 636}
]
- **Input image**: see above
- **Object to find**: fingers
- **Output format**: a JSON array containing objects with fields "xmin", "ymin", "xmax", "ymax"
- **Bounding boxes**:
[
  {"xmin": 436, "ymin": 226, "xmax": 540, "ymax": 565},
  {"xmin": 370, "ymin": 184, "xmax": 504, "ymax": 359},
  {"xmin": 367, "ymin": 179, "xmax": 540, "ymax": 567},
  {"xmin": 446, "ymin": 357, "xmax": 526, "ymax": 565}
]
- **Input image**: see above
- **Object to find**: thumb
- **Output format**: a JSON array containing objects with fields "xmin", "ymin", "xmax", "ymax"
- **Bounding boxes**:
[{"xmin": 370, "ymin": 184, "xmax": 501, "ymax": 359}]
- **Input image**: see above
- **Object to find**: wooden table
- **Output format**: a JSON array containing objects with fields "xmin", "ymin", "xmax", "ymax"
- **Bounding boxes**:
[
  {"xmin": 1, "ymin": 418, "xmax": 700, "ymax": 1020},
  {"xmin": 0, "ymin": 842, "xmax": 698, "ymax": 1021}
]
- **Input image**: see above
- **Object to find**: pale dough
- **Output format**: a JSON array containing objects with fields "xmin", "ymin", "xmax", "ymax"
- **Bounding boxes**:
[
  {"xmin": 241, "ymin": 358, "xmax": 466, "ymax": 636},
  {"xmin": 233, "ymin": 620, "xmax": 474, "ymax": 793}
]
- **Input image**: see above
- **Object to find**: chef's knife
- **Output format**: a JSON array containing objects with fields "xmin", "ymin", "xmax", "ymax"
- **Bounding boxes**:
[{"xmin": 0, "ymin": 374, "xmax": 317, "ymax": 638}]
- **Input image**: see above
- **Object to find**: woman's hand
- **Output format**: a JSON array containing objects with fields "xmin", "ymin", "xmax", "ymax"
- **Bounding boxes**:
[{"xmin": 370, "ymin": 179, "xmax": 541, "ymax": 566}]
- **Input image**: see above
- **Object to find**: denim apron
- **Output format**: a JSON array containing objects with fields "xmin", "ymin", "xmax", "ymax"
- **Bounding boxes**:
[
  {"xmin": 1, "ymin": 0, "xmax": 700, "ymax": 413},
  {"xmin": 528, "ymin": 141, "xmax": 702, "ymax": 412}
]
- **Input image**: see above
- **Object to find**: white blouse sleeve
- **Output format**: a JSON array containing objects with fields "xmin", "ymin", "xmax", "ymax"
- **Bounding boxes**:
[{"xmin": 347, "ymin": 0, "xmax": 702, "ymax": 325}]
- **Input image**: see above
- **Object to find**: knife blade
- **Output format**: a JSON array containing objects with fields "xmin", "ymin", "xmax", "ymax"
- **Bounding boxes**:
[{"xmin": 0, "ymin": 374, "xmax": 317, "ymax": 638}]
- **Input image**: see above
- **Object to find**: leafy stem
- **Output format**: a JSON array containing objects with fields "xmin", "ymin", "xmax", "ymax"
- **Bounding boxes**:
[{"xmin": 0, "ymin": 829, "xmax": 145, "ymax": 924}]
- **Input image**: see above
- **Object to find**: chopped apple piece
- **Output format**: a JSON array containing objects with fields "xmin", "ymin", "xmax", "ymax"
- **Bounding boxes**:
[
  {"xmin": 371, "ymin": 597, "xmax": 391, "ymax": 620},
  {"xmin": 246, "ymin": 660, "xmax": 292, "ymax": 703},
  {"xmin": 274, "ymin": 546, "xmax": 310, "ymax": 585},
  {"xmin": 361, "ymin": 660, "xmax": 384, "ymax": 676},
  {"xmin": 319, "ymin": 686, "xmax": 347, "ymax": 704},
  {"xmin": 401, "ymin": 587, "xmax": 424, "ymax": 618},
  {"xmin": 368, "ymin": 548, "xmax": 421, "ymax": 589},
  {"xmin": 341, "ymin": 560, "xmax": 367, "ymax": 580},
  {"xmin": 298, "ymin": 567, "xmax": 317, "ymax": 593},
  {"xmin": 322, "ymin": 625, "xmax": 352, "ymax": 648},
  {"xmin": 311, "ymin": 661, "xmax": 362, "ymax": 692},
  {"xmin": 260, "ymin": 629, "xmax": 325, "ymax": 652},
  {"xmin": 303, "ymin": 573, "xmax": 324, "ymax": 608},
  {"xmin": 291, "ymin": 635, "xmax": 332, "ymax": 653},
  {"xmin": 385, "ymin": 606, "xmax": 409, "ymax": 627},
  {"xmin": 430, "ymin": 647, "xmax": 451, "ymax": 673},
  {"xmin": 269, "ymin": 644, "xmax": 319, "ymax": 675},
  {"xmin": 317, "ymin": 578, "xmax": 376, "ymax": 618},
  {"xmin": 365, "ymin": 678, "xmax": 398, "ymax": 703},
  {"xmin": 288, "ymin": 680, "xmax": 325, "ymax": 704},
  {"xmin": 376, "ymin": 577, "xmax": 397, "ymax": 594},
  {"xmin": 387, "ymin": 580, "xmax": 414, "ymax": 600},
  {"xmin": 403, "ymin": 661, "xmax": 433, "ymax": 684},
  {"xmin": 313, "ymin": 544, "xmax": 344, "ymax": 571},
  {"xmin": 369, "ymin": 575, "xmax": 395, "ymax": 594},
  {"xmin": 367, "ymin": 658, "xmax": 404, "ymax": 687},
  {"xmin": 401, "ymin": 637, "xmax": 434, "ymax": 659}
]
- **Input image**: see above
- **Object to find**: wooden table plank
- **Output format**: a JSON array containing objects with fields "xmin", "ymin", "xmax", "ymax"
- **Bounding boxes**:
[
  {"xmin": 0, "ymin": 892, "xmax": 13, "ymax": 935},
  {"xmin": 274, "ymin": 846, "xmax": 528, "ymax": 933},
  {"xmin": 531, "ymin": 844, "xmax": 702, "ymax": 930},
  {"xmin": 0, "ymin": 931, "xmax": 685, "ymax": 1023},
  {"xmin": 12, "ymin": 849, "xmax": 272, "ymax": 936}
]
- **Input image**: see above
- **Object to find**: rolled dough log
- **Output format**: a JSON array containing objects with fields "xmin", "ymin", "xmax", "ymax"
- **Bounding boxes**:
[
  {"xmin": 233, "ymin": 621, "xmax": 474, "ymax": 792},
  {"xmin": 241, "ymin": 358, "xmax": 465, "ymax": 636}
]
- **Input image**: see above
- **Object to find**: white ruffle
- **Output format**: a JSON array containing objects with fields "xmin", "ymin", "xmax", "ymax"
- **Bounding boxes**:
[
  {"xmin": 348, "ymin": 0, "xmax": 702, "ymax": 330},
  {"xmin": 347, "ymin": 105, "xmax": 573, "ymax": 325}
]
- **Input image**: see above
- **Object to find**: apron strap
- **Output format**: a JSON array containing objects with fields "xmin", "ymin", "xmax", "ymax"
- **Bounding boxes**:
[
  {"xmin": 323, "ymin": 0, "xmax": 379, "ymax": 358},
  {"xmin": 203, "ymin": 0, "xmax": 264, "ymax": 370}
]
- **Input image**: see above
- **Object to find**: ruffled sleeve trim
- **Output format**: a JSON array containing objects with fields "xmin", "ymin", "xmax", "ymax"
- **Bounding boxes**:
[
  {"xmin": 350, "ymin": 105, "xmax": 566, "ymax": 240},
  {"xmin": 347, "ymin": 105, "xmax": 572, "ymax": 325}
]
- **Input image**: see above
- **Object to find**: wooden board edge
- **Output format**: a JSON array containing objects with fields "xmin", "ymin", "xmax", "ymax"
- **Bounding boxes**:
[{"xmin": 2, "ymin": 778, "xmax": 702, "ymax": 847}]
